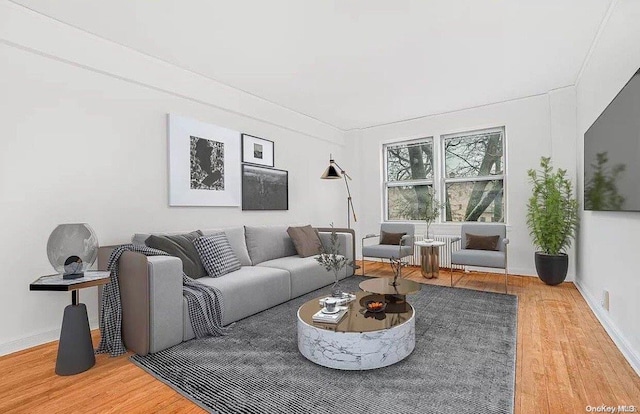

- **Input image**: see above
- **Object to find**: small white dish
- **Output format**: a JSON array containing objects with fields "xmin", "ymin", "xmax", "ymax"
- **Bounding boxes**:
[{"xmin": 321, "ymin": 307, "xmax": 340, "ymax": 314}]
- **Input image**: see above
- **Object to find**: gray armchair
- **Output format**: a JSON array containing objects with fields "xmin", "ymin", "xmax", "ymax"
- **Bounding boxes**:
[
  {"xmin": 450, "ymin": 223, "xmax": 509, "ymax": 293},
  {"xmin": 361, "ymin": 223, "xmax": 415, "ymax": 276}
]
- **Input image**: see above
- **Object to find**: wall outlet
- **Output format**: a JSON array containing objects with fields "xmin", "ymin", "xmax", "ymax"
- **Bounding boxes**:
[{"xmin": 601, "ymin": 290, "xmax": 610, "ymax": 311}]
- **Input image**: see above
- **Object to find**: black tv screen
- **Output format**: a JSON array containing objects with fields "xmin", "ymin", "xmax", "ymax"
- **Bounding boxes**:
[{"xmin": 584, "ymin": 68, "xmax": 640, "ymax": 211}]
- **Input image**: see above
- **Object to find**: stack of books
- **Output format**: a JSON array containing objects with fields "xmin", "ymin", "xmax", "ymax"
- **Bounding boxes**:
[
  {"xmin": 312, "ymin": 306, "xmax": 348, "ymax": 324},
  {"xmin": 318, "ymin": 293, "xmax": 356, "ymax": 307}
]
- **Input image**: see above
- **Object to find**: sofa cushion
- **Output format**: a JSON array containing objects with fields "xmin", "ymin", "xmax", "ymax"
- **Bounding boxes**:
[
  {"xmin": 257, "ymin": 255, "xmax": 348, "ymax": 299},
  {"xmin": 380, "ymin": 230, "xmax": 406, "ymax": 245},
  {"xmin": 451, "ymin": 249, "xmax": 506, "ymax": 268},
  {"xmin": 182, "ymin": 266, "xmax": 291, "ymax": 339},
  {"xmin": 194, "ymin": 233, "xmax": 242, "ymax": 277},
  {"xmin": 287, "ymin": 225, "xmax": 323, "ymax": 257},
  {"xmin": 201, "ymin": 226, "xmax": 252, "ymax": 267},
  {"xmin": 144, "ymin": 230, "xmax": 206, "ymax": 278},
  {"xmin": 245, "ymin": 225, "xmax": 297, "ymax": 265},
  {"xmin": 362, "ymin": 244, "xmax": 413, "ymax": 259}
]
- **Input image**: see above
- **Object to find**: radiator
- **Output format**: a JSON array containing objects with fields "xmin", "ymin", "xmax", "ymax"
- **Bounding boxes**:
[{"xmin": 411, "ymin": 234, "xmax": 463, "ymax": 270}]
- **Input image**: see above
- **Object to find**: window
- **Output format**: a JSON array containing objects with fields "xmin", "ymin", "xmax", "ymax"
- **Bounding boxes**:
[
  {"xmin": 384, "ymin": 138, "xmax": 434, "ymax": 221},
  {"xmin": 382, "ymin": 127, "xmax": 506, "ymax": 223},
  {"xmin": 443, "ymin": 128, "xmax": 505, "ymax": 222}
]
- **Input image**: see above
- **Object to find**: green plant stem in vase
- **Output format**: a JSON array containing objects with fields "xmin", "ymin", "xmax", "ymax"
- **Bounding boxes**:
[
  {"xmin": 423, "ymin": 189, "xmax": 442, "ymax": 242},
  {"xmin": 315, "ymin": 224, "xmax": 354, "ymax": 297}
]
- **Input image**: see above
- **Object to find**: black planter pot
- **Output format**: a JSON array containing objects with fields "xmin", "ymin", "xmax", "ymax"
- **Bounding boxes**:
[{"xmin": 534, "ymin": 252, "xmax": 568, "ymax": 285}]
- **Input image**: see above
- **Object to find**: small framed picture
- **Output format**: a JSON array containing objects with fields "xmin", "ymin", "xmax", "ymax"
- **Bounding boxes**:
[{"xmin": 242, "ymin": 134, "xmax": 274, "ymax": 167}]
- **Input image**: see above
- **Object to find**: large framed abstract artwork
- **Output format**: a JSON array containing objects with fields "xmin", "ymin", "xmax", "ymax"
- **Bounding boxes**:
[
  {"xmin": 242, "ymin": 164, "xmax": 288, "ymax": 210},
  {"xmin": 168, "ymin": 114, "xmax": 241, "ymax": 206},
  {"xmin": 241, "ymin": 134, "xmax": 274, "ymax": 167}
]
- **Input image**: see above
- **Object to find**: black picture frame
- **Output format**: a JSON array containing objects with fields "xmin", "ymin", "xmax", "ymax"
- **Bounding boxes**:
[
  {"xmin": 241, "ymin": 133, "xmax": 275, "ymax": 167},
  {"xmin": 241, "ymin": 164, "xmax": 288, "ymax": 210}
]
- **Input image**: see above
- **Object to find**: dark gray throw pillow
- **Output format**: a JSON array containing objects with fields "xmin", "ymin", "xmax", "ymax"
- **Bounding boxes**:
[
  {"xmin": 380, "ymin": 230, "xmax": 406, "ymax": 245},
  {"xmin": 193, "ymin": 233, "xmax": 242, "ymax": 277},
  {"xmin": 465, "ymin": 233, "xmax": 500, "ymax": 251},
  {"xmin": 145, "ymin": 230, "xmax": 206, "ymax": 279}
]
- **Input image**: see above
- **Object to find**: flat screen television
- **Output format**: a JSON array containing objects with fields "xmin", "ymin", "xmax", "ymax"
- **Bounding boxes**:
[{"xmin": 584, "ymin": 68, "xmax": 640, "ymax": 211}]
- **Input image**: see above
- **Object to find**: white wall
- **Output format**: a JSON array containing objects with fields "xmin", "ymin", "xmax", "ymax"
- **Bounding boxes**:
[
  {"xmin": 0, "ymin": 3, "xmax": 346, "ymax": 355},
  {"xmin": 347, "ymin": 89, "xmax": 578, "ymax": 278},
  {"xmin": 575, "ymin": 0, "xmax": 640, "ymax": 374}
]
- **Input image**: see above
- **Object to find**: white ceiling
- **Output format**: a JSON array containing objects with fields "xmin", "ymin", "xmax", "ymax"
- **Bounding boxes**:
[{"xmin": 12, "ymin": 0, "xmax": 612, "ymax": 130}]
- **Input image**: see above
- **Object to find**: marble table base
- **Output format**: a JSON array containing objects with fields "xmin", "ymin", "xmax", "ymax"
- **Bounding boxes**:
[{"xmin": 297, "ymin": 307, "xmax": 415, "ymax": 370}]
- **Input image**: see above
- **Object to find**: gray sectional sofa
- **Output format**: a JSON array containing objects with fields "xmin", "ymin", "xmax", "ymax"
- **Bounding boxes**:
[{"xmin": 97, "ymin": 225, "xmax": 354, "ymax": 355}]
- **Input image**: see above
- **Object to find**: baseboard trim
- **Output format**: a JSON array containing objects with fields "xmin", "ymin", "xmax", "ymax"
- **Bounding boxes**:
[
  {"xmin": 0, "ymin": 318, "xmax": 99, "ymax": 357},
  {"xmin": 574, "ymin": 281, "xmax": 640, "ymax": 377}
]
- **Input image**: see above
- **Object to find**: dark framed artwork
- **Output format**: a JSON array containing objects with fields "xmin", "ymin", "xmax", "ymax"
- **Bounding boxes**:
[
  {"xmin": 241, "ymin": 134, "xmax": 274, "ymax": 167},
  {"xmin": 168, "ymin": 114, "xmax": 240, "ymax": 206},
  {"xmin": 242, "ymin": 164, "xmax": 288, "ymax": 210}
]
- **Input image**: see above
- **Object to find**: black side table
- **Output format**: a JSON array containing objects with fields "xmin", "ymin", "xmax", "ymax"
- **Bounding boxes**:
[{"xmin": 30, "ymin": 271, "xmax": 110, "ymax": 376}]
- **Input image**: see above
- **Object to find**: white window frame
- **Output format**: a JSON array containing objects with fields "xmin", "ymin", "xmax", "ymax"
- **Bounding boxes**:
[
  {"xmin": 381, "ymin": 126, "xmax": 507, "ymax": 224},
  {"xmin": 440, "ymin": 126, "xmax": 506, "ymax": 223},
  {"xmin": 383, "ymin": 137, "xmax": 435, "ymax": 222}
]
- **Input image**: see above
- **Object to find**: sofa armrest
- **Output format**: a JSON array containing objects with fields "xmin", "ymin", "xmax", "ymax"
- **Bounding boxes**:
[
  {"xmin": 317, "ymin": 231, "xmax": 353, "ymax": 261},
  {"xmin": 97, "ymin": 247, "xmax": 184, "ymax": 355},
  {"xmin": 316, "ymin": 228, "xmax": 355, "ymax": 276}
]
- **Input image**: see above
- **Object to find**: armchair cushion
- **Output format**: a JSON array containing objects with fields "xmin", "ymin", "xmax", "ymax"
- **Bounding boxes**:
[
  {"xmin": 245, "ymin": 225, "xmax": 297, "ymax": 265},
  {"xmin": 452, "ymin": 249, "xmax": 506, "ymax": 268},
  {"xmin": 465, "ymin": 233, "xmax": 500, "ymax": 251},
  {"xmin": 380, "ymin": 231, "xmax": 407, "ymax": 245},
  {"xmin": 362, "ymin": 244, "xmax": 413, "ymax": 259}
]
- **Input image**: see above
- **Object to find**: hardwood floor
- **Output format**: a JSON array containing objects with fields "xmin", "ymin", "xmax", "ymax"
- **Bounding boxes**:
[{"xmin": 1, "ymin": 262, "xmax": 638, "ymax": 413}]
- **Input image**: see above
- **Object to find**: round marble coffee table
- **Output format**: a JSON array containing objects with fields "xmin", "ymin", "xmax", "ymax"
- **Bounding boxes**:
[{"xmin": 297, "ymin": 291, "xmax": 415, "ymax": 370}]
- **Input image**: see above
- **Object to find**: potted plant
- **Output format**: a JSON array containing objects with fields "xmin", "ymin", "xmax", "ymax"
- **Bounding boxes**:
[
  {"xmin": 526, "ymin": 156, "xmax": 579, "ymax": 285},
  {"xmin": 422, "ymin": 188, "xmax": 442, "ymax": 242},
  {"xmin": 316, "ymin": 224, "xmax": 354, "ymax": 297}
]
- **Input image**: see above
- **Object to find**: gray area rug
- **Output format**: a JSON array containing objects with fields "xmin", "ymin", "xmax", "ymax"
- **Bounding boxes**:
[{"xmin": 131, "ymin": 276, "xmax": 517, "ymax": 414}]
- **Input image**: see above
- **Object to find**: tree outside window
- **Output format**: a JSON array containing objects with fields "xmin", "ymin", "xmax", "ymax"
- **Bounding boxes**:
[
  {"xmin": 384, "ymin": 139, "xmax": 434, "ymax": 221},
  {"xmin": 444, "ymin": 128, "xmax": 505, "ymax": 222}
]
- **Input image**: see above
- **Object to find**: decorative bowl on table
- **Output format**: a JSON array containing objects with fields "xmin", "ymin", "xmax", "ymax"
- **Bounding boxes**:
[{"xmin": 364, "ymin": 300, "xmax": 386, "ymax": 313}]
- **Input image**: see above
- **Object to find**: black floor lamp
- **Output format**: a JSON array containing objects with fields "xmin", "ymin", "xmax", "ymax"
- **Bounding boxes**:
[{"xmin": 320, "ymin": 155, "xmax": 357, "ymax": 228}]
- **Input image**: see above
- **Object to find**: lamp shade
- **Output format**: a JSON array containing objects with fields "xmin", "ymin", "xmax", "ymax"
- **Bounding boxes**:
[
  {"xmin": 321, "ymin": 164, "xmax": 342, "ymax": 179},
  {"xmin": 46, "ymin": 223, "xmax": 99, "ymax": 279}
]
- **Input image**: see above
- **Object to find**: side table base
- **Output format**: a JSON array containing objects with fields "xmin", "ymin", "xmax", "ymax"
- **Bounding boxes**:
[
  {"xmin": 56, "ymin": 303, "xmax": 95, "ymax": 376},
  {"xmin": 420, "ymin": 246, "xmax": 440, "ymax": 279}
]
